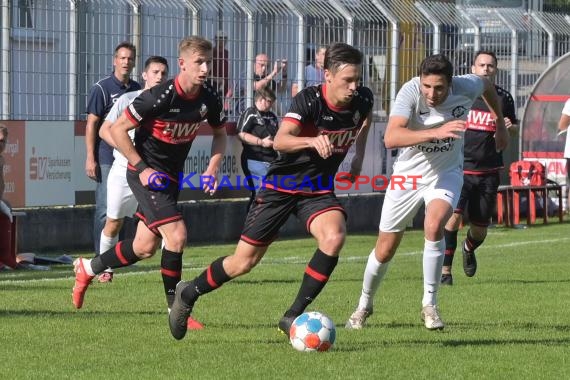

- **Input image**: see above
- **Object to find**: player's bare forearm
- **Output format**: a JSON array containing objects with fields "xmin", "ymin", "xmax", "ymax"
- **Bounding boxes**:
[
  {"xmin": 98, "ymin": 120, "xmax": 117, "ymax": 148},
  {"xmin": 85, "ymin": 114, "xmax": 100, "ymax": 160},
  {"xmin": 384, "ymin": 116, "xmax": 465, "ymax": 149},
  {"xmin": 558, "ymin": 114, "xmax": 570, "ymax": 132},
  {"xmin": 85, "ymin": 114, "xmax": 101, "ymax": 179},
  {"xmin": 350, "ymin": 114, "xmax": 372, "ymax": 174},
  {"xmin": 207, "ymin": 127, "xmax": 227, "ymax": 174},
  {"xmin": 273, "ymin": 120, "xmax": 313, "ymax": 153},
  {"xmin": 480, "ymin": 78, "xmax": 508, "ymax": 151},
  {"xmin": 110, "ymin": 114, "xmax": 140, "ymax": 166},
  {"xmin": 201, "ymin": 127, "xmax": 227, "ymax": 195},
  {"xmin": 481, "ymin": 77, "xmax": 505, "ymax": 127},
  {"xmin": 274, "ymin": 135, "xmax": 314, "ymax": 153},
  {"xmin": 385, "ymin": 127, "xmax": 435, "ymax": 149}
]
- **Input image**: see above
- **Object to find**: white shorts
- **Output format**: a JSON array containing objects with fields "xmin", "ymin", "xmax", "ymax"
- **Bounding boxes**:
[
  {"xmin": 379, "ymin": 169, "xmax": 463, "ymax": 233},
  {"xmin": 106, "ymin": 162, "xmax": 137, "ymax": 220}
]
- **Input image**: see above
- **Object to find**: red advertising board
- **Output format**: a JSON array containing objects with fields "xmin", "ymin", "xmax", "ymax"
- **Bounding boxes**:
[{"xmin": 1, "ymin": 121, "xmax": 25, "ymax": 207}]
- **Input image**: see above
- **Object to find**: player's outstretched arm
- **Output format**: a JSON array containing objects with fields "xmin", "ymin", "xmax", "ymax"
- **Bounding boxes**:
[
  {"xmin": 110, "ymin": 113, "xmax": 140, "ymax": 168},
  {"xmin": 348, "ymin": 111, "xmax": 373, "ymax": 177},
  {"xmin": 480, "ymin": 77, "xmax": 508, "ymax": 151},
  {"xmin": 558, "ymin": 112, "xmax": 570, "ymax": 133},
  {"xmin": 99, "ymin": 93, "xmax": 134, "ymax": 148},
  {"xmin": 384, "ymin": 116, "xmax": 465, "ymax": 149},
  {"xmin": 202, "ymin": 126, "xmax": 227, "ymax": 195},
  {"xmin": 98, "ymin": 120, "xmax": 116, "ymax": 148},
  {"xmin": 273, "ymin": 120, "xmax": 334, "ymax": 159}
]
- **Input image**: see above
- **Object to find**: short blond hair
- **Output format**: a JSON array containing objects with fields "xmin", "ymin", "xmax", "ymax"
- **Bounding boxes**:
[{"xmin": 178, "ymin": 36, "xmax": 212, "ymax": 56}]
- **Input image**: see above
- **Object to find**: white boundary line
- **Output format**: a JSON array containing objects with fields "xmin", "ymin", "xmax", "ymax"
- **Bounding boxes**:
[{"xmin": 2, "ymin": 236, "xmax": 569, "ymax": 284}]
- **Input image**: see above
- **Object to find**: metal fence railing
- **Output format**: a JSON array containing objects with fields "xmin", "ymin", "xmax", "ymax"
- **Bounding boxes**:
[{"xmin": 1, "ymin": 0, "xmax": 569, "ymax": 123}]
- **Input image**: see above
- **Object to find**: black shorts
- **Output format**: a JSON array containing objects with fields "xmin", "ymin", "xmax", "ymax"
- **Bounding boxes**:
[
  {"xmin": 127, "ymin": 169, "xmax": 182, "ymax": 234},
  {"xmin": 240, "ymin": 188, "xmax": 346, "ymax": 246},
  {"xmin": 455, "ymin": 172, "xmax": 500, "ymax": 226}
]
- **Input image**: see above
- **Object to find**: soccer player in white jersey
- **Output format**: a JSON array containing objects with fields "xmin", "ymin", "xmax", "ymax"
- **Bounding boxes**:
[
  {"xmin": 98, "ymin": 56, "xmax": 169, "ymax": 282},
  {"xmin": 346, "ymin": 54, "xmax": 508, "ymax": 330}
]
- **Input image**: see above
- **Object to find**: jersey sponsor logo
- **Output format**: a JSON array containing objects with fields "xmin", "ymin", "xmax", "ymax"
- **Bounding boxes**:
[
  {"xmin": 466, "ymin": 110, "xmax": 496, "ymax": 132},
  {"xmin": 322, "ymin": 115, "xmax": 333, "ymax": 121},
  {"xmin": 322, "ymin": 128, "xmax": 359, "ymax": 153},
  {"xmin": 162, "ymin": 121, "xmax": 202, "ymax": 140},
  {"xmin": 415, "ymin": 137, "xmax": 455, "ymax": 153},
  {"xmin": 169, "ymin": 108, "xmax": 181, "ymax": 113}
]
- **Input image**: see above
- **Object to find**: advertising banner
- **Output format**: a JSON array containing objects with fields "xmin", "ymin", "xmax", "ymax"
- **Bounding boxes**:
[
  {"xmin": 1, "ymin": 121, "xmax": 26, "ymax": 207},
  {"xmin": 2, "ymin": 120, "xmax": 390, "ymax": 207},
  {"xmin": 25, "ymin": 121, "xmax": 75, "ymax": 206}
]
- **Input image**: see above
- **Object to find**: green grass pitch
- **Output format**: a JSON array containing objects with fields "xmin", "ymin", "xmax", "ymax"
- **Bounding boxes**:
[{"xmin": 1, "ymin": 222, "xmax": 569, "ymax": 379}]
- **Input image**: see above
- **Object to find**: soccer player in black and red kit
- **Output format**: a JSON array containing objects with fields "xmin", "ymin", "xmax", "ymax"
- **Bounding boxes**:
[
  {"xmin": 168, "ymin": 42, "xmax": 374, "ymax": 340},
  {"xmin": 72, "ymin": 37, "xmax": 227, "ymax": 328},
  {"xmin": 442, "ymin": 50, "xmax": 517, "ymax": 285}
]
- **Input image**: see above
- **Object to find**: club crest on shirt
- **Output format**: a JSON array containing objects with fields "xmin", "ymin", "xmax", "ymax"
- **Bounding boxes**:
[
  {"xmin": 452, "ymin": 105, "xmax": 467, "ymax": 118},
  {"xmin": 352, "ymin": 110, "xmax": 361, "ymax": 125},
  {"xmin": 199, "ymin": 104, "xmax": 208, "ymax": 118}
]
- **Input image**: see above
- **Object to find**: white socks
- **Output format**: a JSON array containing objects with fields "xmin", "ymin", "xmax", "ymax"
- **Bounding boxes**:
[
  {"xmin": 422, "ymin": 238, "xmax": 445, "ymax": 307},
  {"xmin": 82, "ymin": 258, "xmax": 95, "ymax": 276},
  {"xmin": 357, "ymin": 249, "xmax": 390, "ymax": 311},
  {"xmin": 99, "ymin": 232, "xmax": 118, "ymax": 274},
  {"xmin": 99, "ymin": 232, "xmax": 119, "ymax": 255}
]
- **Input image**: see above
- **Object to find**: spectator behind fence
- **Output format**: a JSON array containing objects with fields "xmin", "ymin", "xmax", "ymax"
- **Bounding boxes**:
[
  {"xmin": 212, "ymin": 30, "xmax": 230, "ymax": 101},
  {"xmin": 84, "ymin": 41, "xmax": 141, "ymax": 283},
  {"xmin": 0, "ymin": 124, "xmax": 17, "ymax": 270},
  {"xmin": 234, "ymin": 53, "xmax": 288, "ymax": 115},
  {"xmin": 558, "ymin": 97, "xmax": 570, "ymax": 212},
  {"xmin": 305, "ymin": 45, "xmax": 327, "ymax": 87},
  {"xmin": 292, "ymin": 45, "xmax": 327, "ymax": 97},
  {"xmin": 237, "ymin": 87, "xmax": 279, "ymax": 211}
]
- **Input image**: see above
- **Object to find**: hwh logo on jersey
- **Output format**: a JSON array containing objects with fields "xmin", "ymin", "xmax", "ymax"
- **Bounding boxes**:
[
  {"xmin": 467, "ymin": 110, "xmax": 496, "ymax": 132},
  {"xmin": 162, "ymin": 121, "xmax": 202, "ymax": 139},
  {"xmin": 322, "ymin": 128, "xmax": 359, "ymax": 153}
]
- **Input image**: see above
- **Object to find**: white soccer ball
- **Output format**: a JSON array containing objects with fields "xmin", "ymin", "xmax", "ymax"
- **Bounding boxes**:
[{"xmin": 289, "ymin": 311, "xmax": 336, "ymax": 352}]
